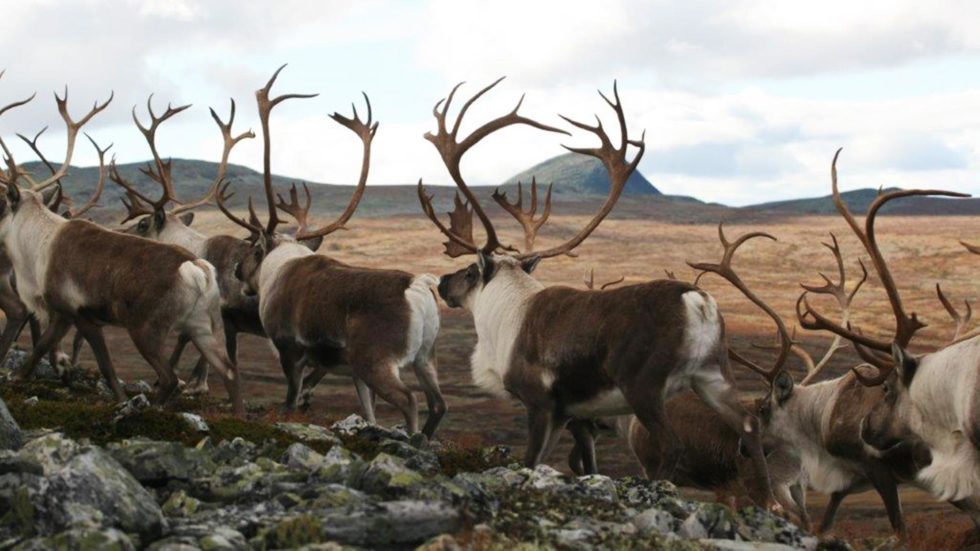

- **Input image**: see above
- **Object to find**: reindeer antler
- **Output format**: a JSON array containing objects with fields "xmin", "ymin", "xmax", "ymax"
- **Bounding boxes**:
[
  {"xmin": 492, "ymin": 178, "xmax": 553, "ymax": 253},
  {"xmin": 797, "ymin": 149, "xmax": 970, "ymax": 385},
  {"xmin": 583, "ymin": 268, "xmax": 625, "ymax": 291},
  {"xmin": 688, "ymin": 223, "xmax": 789, "ymax": 383},
  {"xmin": 936, "ymin": 284, "xmax": 972, "ymax": 344},
  {"xmin": 418, "ymin": 78, "xmax": 568, "ymax": 256}
]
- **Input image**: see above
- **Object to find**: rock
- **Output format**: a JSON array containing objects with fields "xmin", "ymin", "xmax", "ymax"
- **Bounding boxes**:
[
  {"xmin": 178, "ymin": 412, "xmax": 209, "ymax": 433},
  {"xmin": 162, "ymin": 489, "xmax": 200, "ymax": 518},
  {"xmin": 698, "ymin": 540, "xmax": 798, "ymax": 550},
  {"xmin": 354, "ymin": 452, "xmax": 423, "ymax": 496},
  {"xmin": 281, "ymin": 442, "xmax": 325, "ymax": 471},
  {"xmin": 1, "ymin": 349, "xmax": 62, "ymax": 381},
  {"xmin": 318, "ymin": 500, "xmax": 462, "ymax": 547},
  {"xmin": 108, "ymin": 438, "xmax": 213, "ymax": 485},
  {"xmin": 313, "ymin": 446, "xmax": 364, "ymax": 485},
  {"xmin": 524, "ymin": 464, "xmax": 567, "ymax": 491},
  {"xmin": 0, "ymin": 399, "xmax": 23, "ymax": 451},
  {"xmin": 0, "ymin": 433, "xmax": 165, "ymax": 540},
  {"xmin": 198, "ymin": 526, "xmax": 248, "ymax": 550},
  {"xmin": 377, "ymin": 438, "xmax": 440, "ymax": 475},
  {"xmin": 616, "ymin": 476, "xmax": 679, "ymax": 507},
  {"xmin": 572, "ymin": 474, "xmax": 619, "ymax": 503},
  {"xmin": 680, "ymin": 503, "xmax": 738, "ymax": 540},
  {"xmin": 12, "ymin": 527, "xmax": 136, "ymax": 550},
  {"xmin": 736, "ymin": 506, "xmax": 820, "ymax": 549},
  {"xmin": 112, "ymin": 394, "xmax": 150, "ymax": 423},
  {"xmin": 632, "ymin": 507, "xmax": 676, "ymax": 535},
  {"xmin": 419, "ymin": 533, "xmax": 463, "ymax": 551},
  {"xmin": 330, "ymin": 414, "xmax": 409, "ymax": 443},
  {"xmin": 123, "ymin": 379, "xmax": 153, "ymax": 396},
  {"xmin": 207, "ymin": 437, "xmax": 258, "ymax": 466},
  {"xmin": 21, "ymin": 397, "xmax": 37, "ymax": 407},
  {"xmin": 274, "ymin": 422, "xmax": 339, "ymax": 445}
]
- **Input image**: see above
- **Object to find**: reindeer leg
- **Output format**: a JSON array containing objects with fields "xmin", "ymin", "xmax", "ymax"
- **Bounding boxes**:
[
  {"xmin": 129, "ymin": 324, "xmax": 180, "ymax": 405},
  {"xmin": 524, "ymin": 406, "xmax": 556, "ymax": 468},
  {"xmin": 70, "ymin": 329, "xmax": 85, "ymax": 367},
  {"xmin": 789, "ymin": 482, "xmax": 811, "ymax": 532},
  {"xmin": 274, "ymin": 341, "xmax": 304, "ymax": 413},
  {"xmin": 75, "ymin": 318, "xmax": 125, "ymax": 402},
  {"xmin": 14, "ymin": 314, "xmax": 72, "ymax": 382},
  {"xmin": 0, "ymin": 315, "xmax": 28, "ymax": 364},
  {"xmin": 188, "ymin": 331, "xmax": 242, "ymax": 416},
  {"xmin": 868, "ymin": 469, "xmax": 906, "ymax": 541},
  {"xmin": 411, "ymin": 352, "xmax": 447, "ymax": 439},
  {"xmin": 819, "ymin": 491, "xmax": 847, "ymax": 534},
  {"xmin": 358, "ymin": 360, "xmax": 418, "ymax": 434},
  {"xmin": 353, "ymin": 376, "xmax": 376, "ymax": 422},
  {"xmin": 568, "ymin": 419, "xmax": 599, "ymax": 475}
]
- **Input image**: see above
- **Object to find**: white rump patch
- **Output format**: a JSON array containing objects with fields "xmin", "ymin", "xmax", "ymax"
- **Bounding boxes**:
[
  {"xmin": 540, "ymin": 370, "xmax": 556, "ymax": 390},
  {"xmin": 917, "ymin": 445, "xmax": 980, "ymax": 502},
  {"xmin": 663, "ymin": 291, "xmax": 723, "ymax": 398},
  {"xmin": 399, "ymin": 274, "xmax": 440, "ymax": 368}
]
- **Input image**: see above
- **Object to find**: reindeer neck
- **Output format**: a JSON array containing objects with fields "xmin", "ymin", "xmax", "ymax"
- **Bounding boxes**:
[
  {"xmin": 160, "ymin": 223, "xmax": 208, "ymax": 257},
  {"xmin": 471, "ymin": 273, "xmax": 544, "ymax": 370},
  {"xmin": 258, "ymin": 241, "xmax": 314, "ymax": 298}
]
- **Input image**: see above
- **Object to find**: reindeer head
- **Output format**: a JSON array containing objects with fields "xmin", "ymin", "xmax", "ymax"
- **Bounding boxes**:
[{"xmin": 419, "ymin": 79, "xmax": 644, "ymax": 310}]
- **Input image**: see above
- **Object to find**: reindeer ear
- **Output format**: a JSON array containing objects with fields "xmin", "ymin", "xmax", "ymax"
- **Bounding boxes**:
[
  {"xmin": 774, "ymin": 370, "xmax": 794, "ymax": 404},
  {"xmin": 477, "ymin": 251, "xmax": 496, "ymax": 283},
  {"xmin": 152, "ymin": 208, "xmax": 167, "ymax": 230},
  {"xmin": 233, "ymin": 261, "xmax": 245, "ymax": 282},
  {"xmin": 179, "ymin": 212, "xmax": 195, "ymax": 226},
  {"xmin": 6, "ymin": 184, "xmax": 20, "ymax": 209},
  {"xmin": 300, "ymin": 235, "xmax": 323, "ymax": 252},
  {"xmin": 40, "ymin": 186, "xmax": 60, "ymax": 206},
  {"xmin": 891, "ymin": 343, "xmax": 918, "ymax": 387},
  {"xmin": 521, "ymin": 256, "xmax": 541, "ymax": 274}
]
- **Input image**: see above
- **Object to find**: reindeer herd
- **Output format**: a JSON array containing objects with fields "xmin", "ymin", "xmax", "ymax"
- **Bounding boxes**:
[{"xmin": 0, "ymin": 66, "xmax": 979, "ymax": 539}]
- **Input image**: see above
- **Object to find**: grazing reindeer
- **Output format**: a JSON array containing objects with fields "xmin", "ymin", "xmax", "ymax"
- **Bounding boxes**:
[
  {"xmin": 215, "ymin": 66, "xmax": 446, "ymax": 436},
  {"xmin": 419, "ymin": 79, "xmax": 778, "ymax": 509},
  {"xmin": 794, "ymin": 150, "xmax": 978, "ymax": 530},
  {"xmin": 0, "ymin": 88, "xmax": 244, "ymax": 415},
  {"xmin": 111, "ymin": 96, "xmax": 258, "ymax": 393}
]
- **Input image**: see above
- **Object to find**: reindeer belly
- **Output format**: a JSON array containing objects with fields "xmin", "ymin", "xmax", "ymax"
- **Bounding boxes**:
[{"xmin": 564, "ymin": 387, "xmax": 631, "ymax": 417}]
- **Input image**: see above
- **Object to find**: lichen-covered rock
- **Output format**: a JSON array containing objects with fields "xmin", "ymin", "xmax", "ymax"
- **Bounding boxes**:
[
  {"xmin": 0, "ymin": 433, "xmax": 165, "ymax": 540},
  {"xmin": 313, "ymin": 446, "xmax": 364, "ymax": 485},
  {"xmin": 12, "ymin": 527, "xmax": 136, "ymax": 550},
  {"xmin": 123, "ymin": 379, "xmax": 153, "ymax": 396},
  {"xmin": 317, "ymin": 500, "xmax": 462, "ymax": 547},
  {"xmin": 330, "ymin": 414, "xmax": 409, "ymax": 443},
  {"xmin": 736, "ymin": 506, "xmax": 820, "ymax": 549},
  {"xmin": 108, "ymin": 438, "xmax": 214, "ymax": 485},
  {"xmin": 281, "ymin": 442, "xmax": 325, "ymax": 471},
  {"xmin": 354, "ymin": 452, "xmax": 423, "ymax": 496},
  {"xmin": 632, "ymin": 507, "xmax": 676, "ymax": 535},
  {"xmin": 162, "ymin": 489, "xmax": 200, "ymax": 518},
  {"xmin": 112, "ymin": 394, "xmax": 150, "ymax": 423},
  {"xmin": 698, "ymin": 540, "xmax": 799, "ymax": 550},
  {"xmin": 0, "ymin": 399, "xmax": 23, "ymax": 451},
  {"xmin": 679, "ymin": 503, "xmax": 738, "ymax": 540},
  {"xmin": 274, "ymin": 422, "xmax": 339, "ymax": 446},
  {"xmin": 377, "ymin": 438, "xmax": 440, "ymax": 475},
  {"xmin": 178, "ymin": 412, "xmax": 209, "ymax": 434}
]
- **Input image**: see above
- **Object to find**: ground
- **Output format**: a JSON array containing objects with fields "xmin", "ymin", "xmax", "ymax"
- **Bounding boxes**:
[{"xmin": 20, "ymin": 211, "xmax": 980, "ymax": 549}]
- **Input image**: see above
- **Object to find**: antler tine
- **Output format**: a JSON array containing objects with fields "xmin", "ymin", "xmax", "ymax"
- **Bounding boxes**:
[
  {"xmin": 421, "ymin": 78, "xmax": 568, "ymax": 256},
  {"xmin": 796, "ymin": 234, "xmax": 869, "ymax": 384},
  {"xmin": 492, "ymin": 177, "xmax": 554, "ymax": 252},
  {"xmin": 961, "ymin": 240, "xmax": 980, "ymax": 255},
  {"xmin": 936, "ymin": 284, "xmax": 973, "ymax": 344},
  {"xmin": 0, "ymin": 136, "xmax": 20, "ymax": 186},
  {"xmin": 527, "ymin": 82, "xmax": 644, "ymax": 260},
  {"xmin": 256, "ymin": 64, "xmax": 318, "ymax": 236},
  {"xmin": 274, "ymin": 182, "xmax": 312, "ymax": 233},
  {"xmin": 0, "ymin": 69, "xmax": 36, "ymax": 119},
  {"xmin": 417, "ymin": 183, "xmax": 481, "ymax": 257},
  {"xmin": 288, "ymin": 92, "xmax": 375, "ymax": 241},
  {"xmin": 214, "ymin": 180, "xmax": 265, "ymax": 239},
  {"xmin": 16, "ymin": 127, "xmax": 58, "ymax": 178},
  {"xmin": 688, "ymin": 223, "xmax": 791, "ymax": 383},
  {"xmin": 109, "ymin": 158, "xmax": 158, "ymax": 222},
  {"xmin": 30, "ymin": 88, "xmax": 113, "ymax": 191},
  {"xmin": 131, "ymin": 94, "xmax": 190, "ymax": 207},
  {"xmin": 171, "ymin": 98, "xmax": 255, "ymax": 215},
  {"xmin": 66, "ymin": 134, "xmax": 112, "ymax": 219},
  {"xmin": 799, "ymin": 149, "xmax": 970, "ymax": 386}
]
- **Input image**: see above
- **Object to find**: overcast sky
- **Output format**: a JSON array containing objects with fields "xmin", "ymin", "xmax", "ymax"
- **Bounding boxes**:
[{"xmin": 1, "ymin": 0, "xmax": 979, "ymax": 206}]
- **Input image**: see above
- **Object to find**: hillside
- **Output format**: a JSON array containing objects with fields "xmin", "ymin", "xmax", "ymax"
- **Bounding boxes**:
[
  {"xmin": 746, "ymin": 187, "xmax": 980, "ymax": 215},
  {"xmin": 501, "ymin": 152, "xmax": 659, "ymax": 196}
]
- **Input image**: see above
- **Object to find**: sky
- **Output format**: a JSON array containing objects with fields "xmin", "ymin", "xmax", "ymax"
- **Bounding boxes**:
[{"xmin": 1, "ymin": 0, "xmax": 980, "ymax": 206}]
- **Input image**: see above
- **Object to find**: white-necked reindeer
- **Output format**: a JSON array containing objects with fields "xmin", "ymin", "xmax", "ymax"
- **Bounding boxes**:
[
  {"xmin": 418, "ymin": 79, "xmax": 778, "ymax": 509},
  {"xmin": 215, "ymin": 66, "xmax": 447, "ymax": 437},
  {"xmin": 109, "ymin": 96, "xmax": 260, "ymax": 394},
  {"xmin": 0, "ymin": 88, "xmax": 244, "ymax": 415},
  {"xmin": 798, "ymin": 150, "xmax": 980, "ymax": 522}
]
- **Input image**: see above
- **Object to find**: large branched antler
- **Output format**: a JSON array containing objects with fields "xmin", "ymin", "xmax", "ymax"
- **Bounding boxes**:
[
  {"xmin": 172, "ymin": 99, "xmax": 255, "ymax": 214},
  {"xmin": 15, "ymin": 127, "xmax": 111, "ymax": 219},
  {"xmin": 492, "ymin": 177, "xmax": 553, "ymax": 253},
  {"xmin": 798, "ymin": 149, "xmax": 970, "ymax": 385},
  {"xmin": 687, "ymin": 223, "xmax": 789, "ymax": 383},
  {"xmin": 18, "ymin": 87, "xmax": 112, "ymax": 192},
  {"xmin": 274, "ymin": 93, "xmax": 377, "ymax": 241},
  {"xmin": 66, "ymin": 135, "xmax": 112, "ymax": 219},
  {"xmin": 131, "ymin": 95, "xmax": 191, "ymax": 206},
  {"xmin": 418, "ymin": 78, "xmax": 568, "ymax": 256}
]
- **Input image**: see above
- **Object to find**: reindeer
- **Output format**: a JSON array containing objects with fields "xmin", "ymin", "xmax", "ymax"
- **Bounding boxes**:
[
  {"xmin": 0, "ymin": 87, "xmax": 244, "ymax": 415},
  {"xmin": 418, "ymin": 79, "xmax": 778, "ymax": 509},
  {"xmin": 797, "ymin": 149, "xmax": 980, "ymax": 523},
  {"xmin": 214, "ymin": 66, "xmax": 446, "ymax": 436},
  {"xmin": 109, "ymin": 96, "xmax": 258, "ymax": 393}
]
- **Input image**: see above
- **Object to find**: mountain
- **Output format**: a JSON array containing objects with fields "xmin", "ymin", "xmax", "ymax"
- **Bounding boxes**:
[
  {"xmin": 501, "ymin": 153, "xmax": 659, "ymax": 196},
  {"xmin": 745, "ymin": 187, "xmax": 980, "ymax": 216}
]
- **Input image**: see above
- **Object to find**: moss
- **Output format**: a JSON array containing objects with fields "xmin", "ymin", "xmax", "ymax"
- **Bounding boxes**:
[
  {"xmin": 434, "ymin": 440, "xmax": 511, "ymax": 477},
  {"xmin": 258, "ymin": 514, "xmax": 322, "ymax": 550}
]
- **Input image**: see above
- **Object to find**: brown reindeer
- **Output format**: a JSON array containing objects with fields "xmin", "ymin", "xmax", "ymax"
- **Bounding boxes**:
[
  {"xmin": 215, "ymin": 65, "xmax": 447, "ymax": 436},
  {"xmin": 0, "ymin": 87, "xmax": 244, "ymax": 415},
  {"xmin": 420, "ymin": 79, "xmax": 778, "ymax": 510},
  {"xmin": 110, "ymin": 96, "xmax": 259, "ymax": 394}
]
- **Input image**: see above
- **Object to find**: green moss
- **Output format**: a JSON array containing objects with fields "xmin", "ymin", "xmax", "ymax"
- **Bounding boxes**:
[
  {"xmin": 258, "ymin": 514, "xmax": 322, "ymax": 550},
  {"xmin": 434, "ymin": 441, "xmax": 511, "ymax": 477}
]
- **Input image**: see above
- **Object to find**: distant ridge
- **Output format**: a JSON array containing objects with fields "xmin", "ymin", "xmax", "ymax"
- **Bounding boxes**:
[{"xmin": 745, "ymin": 187, "xmax": 980, "ymax": 216}]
